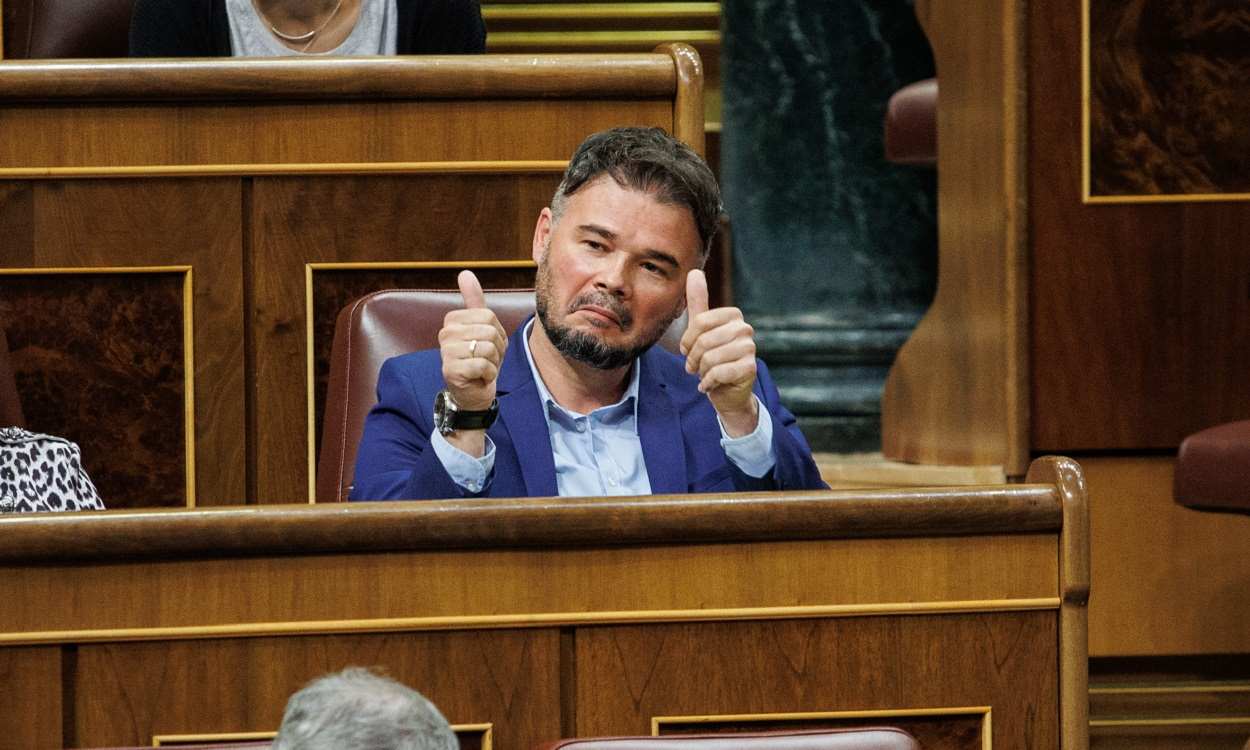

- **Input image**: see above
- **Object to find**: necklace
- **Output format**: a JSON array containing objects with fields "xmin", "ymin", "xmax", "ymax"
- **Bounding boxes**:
[{"xmin": 258, "ymin": 0, "xmax": 345, "ymax": 50}]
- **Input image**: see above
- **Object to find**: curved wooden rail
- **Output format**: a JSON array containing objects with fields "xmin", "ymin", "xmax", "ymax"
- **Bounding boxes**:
[
  {"xmin": 0, "ymin": 485, "xmax": 1063, "ymax": 562},
  {"xmin": 0, "ymin": 54, "xmax": 679, "ymax": 101}
]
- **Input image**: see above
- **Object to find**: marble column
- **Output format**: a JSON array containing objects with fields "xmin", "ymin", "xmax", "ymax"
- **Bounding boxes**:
[{"xmin": 722, "ymin": 0, "xmax": 937, "ymax": 451}]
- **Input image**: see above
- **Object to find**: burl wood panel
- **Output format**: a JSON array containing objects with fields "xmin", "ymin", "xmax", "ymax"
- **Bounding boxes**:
[
  {"xmin": 0, "ymin": 646, "xmax": 61, "ymax": 749},
  {"xmin": 1030, "ymin": 1, "xmax": 1250, "ymax": 450},
  {"xmin": 71, "ymin": 630, "xmax": 560, "ymax": 749},
  {"xmin": 0, "ymin": 178, "xmax": 245, "ymax": 507},
  {"xmin": 0, "ymin": 272, "xmax": 186, "ymax": 508},
  {"xmin": 1089, "ymin": 1, "xmax": 1250, "ymax": 196},
  {"xmin": 312, "ymin": 265, "xmax": 538, "ymax": 461},
  {"xmin": 250, "ymin": 173, "xmax": 556, "ymax": 503},
  {"xmin": 575, "ymin": 613, "xmax": 1057, "ymax": 750}
]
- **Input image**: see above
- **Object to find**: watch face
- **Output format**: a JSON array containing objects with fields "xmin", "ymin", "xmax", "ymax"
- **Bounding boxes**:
[{"xmin": 434, "ymin": 390, "xmax": 456, "ymax": 435}]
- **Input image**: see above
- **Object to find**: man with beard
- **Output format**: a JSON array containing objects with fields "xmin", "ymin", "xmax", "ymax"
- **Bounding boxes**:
[{"xmin": 349, "ymin": 128, "xmax": 825, "ymax": 500}]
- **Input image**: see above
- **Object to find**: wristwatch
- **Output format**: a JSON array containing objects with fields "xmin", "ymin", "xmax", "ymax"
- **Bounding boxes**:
[{"xmin": 433, "ymin": 389, "xmax": 499, "ymax": 435}]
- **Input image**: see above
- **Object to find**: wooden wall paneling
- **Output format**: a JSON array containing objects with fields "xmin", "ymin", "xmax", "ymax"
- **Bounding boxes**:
[
  {"xmin": 573, "ymin": 613, "xmax": 1058, "ymax": 750},
  {"xmin": 880, "ymin": 0, "xmax": 1028, "ymax": 474},
  {"xmin": 1084, "ymin": 457, "xmax": 1250, "ymax": 657},
  {"xmin": 249, "ymin": 173, "xmax": 556, "ymax": 503},
  {"xmin": 0, "ymin": 182, "xmax": 33, "ymax": 264},
  {"xmin": 1, "ymin": 179, "xmax": 244, "ymax": 508},
  {"xmin": 0, "ymin": 645, "xmax": 62, "ymax": 749},
  {"xmin": 1030, "ymin": 0, "xmax": 1250, "ymax": 450},
  {"xmin": 1090, "ymin": 680, "xmax": 1250, "ymax": 750},
  {"xmin": 1179, "ymin": 206, "xmax": 1250, "ymax": 434},
  {"xmin": 72, "ymin": 631, "xmax": 561, "ymax": 748}
]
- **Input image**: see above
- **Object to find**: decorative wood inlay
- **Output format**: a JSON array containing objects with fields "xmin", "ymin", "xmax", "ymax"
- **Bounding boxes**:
[
  {"xmin": 0, "ymin": 267, "xmax": 195, "ymax": 508},
  {"xmin": 1085, "ymin": 0, "xmax": 1250, "ymax": 200}
]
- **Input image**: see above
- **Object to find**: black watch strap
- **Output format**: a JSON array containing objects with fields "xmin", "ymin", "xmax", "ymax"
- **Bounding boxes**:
[{"xmin": 435, "ymin": 390, "xmax": 499, "ymax": 435}]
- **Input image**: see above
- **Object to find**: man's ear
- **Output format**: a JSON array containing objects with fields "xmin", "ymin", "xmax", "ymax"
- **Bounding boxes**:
[{"xmin": 531, "ymin": 208, "xmax": 554, "ymax": 263}]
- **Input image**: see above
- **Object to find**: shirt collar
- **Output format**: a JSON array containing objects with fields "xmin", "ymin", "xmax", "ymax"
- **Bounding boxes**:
[{"xmin": 521, "ymin": 318, "xmax": 641, "ymax": 433}]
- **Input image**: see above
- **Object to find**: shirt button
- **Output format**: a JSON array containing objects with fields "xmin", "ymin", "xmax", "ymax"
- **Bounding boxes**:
[
  {"xmin": 576, "ymin": 422, "xmax": 587, "ymax": 433},
  {"xmin": 607, "ymin": 477, "xmax": 617, "ymax": 487}
]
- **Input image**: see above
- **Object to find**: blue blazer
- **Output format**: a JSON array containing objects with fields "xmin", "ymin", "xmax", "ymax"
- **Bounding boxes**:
[{"xmin": 349, "ymin": 322, "xmax": 827, "ymax": 500}]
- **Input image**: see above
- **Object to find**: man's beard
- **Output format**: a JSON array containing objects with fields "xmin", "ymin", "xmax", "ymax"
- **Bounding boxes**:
[{"xmin": 534, "ymin": 254, "xmax": 681, "ymax": 371}]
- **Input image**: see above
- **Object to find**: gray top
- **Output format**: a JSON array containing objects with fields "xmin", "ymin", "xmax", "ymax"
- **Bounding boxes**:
[{"xmin": 225, "ymin": 0, "xmax": 398, "ymax": 56}]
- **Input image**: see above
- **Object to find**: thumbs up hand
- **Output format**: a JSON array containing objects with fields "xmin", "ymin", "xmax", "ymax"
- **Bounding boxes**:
[
  {"xmin": 439, "ymin": 270, "xmax": 508, "ymax": 414},
  {"xmin": 678, "ymin": 269, "xmax": 760, "ymax": 438}
]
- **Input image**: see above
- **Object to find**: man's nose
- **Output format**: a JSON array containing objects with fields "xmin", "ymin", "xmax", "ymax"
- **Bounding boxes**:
[{"xmin": 594, "ymin": 255, "xmax": 631, "ymax": 297}]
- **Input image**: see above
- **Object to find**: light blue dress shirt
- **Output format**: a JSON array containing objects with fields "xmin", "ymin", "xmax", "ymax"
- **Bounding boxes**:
[{"xmin": 432, "ymin": 319, "xmax": 777, "ymax": 495}]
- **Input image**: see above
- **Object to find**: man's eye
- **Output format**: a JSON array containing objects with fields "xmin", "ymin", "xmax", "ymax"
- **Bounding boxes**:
[
  {"xmin": 584, "ymin": 240, "xmax": 605, "ymax": 251},
  {"xmin": 642, "ymin": 262, "xmax": 669, "ymax": 277}
]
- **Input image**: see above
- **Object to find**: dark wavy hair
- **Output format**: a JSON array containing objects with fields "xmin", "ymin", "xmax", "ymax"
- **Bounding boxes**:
[{"xmin": 551, "ymin": 127, "xmax": 723, "ymax": 260}]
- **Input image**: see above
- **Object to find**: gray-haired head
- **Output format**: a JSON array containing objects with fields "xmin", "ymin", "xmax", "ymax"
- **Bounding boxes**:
[
  {"xmin": 272, "ymin": 667, "xmax": 458, "ymax": 750},
  {"xmin": 550, "ymin": 127, "xmax": 723, "ymax": 261}
]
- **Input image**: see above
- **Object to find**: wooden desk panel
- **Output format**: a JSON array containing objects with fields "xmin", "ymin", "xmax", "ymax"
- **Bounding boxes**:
[{"xmin": 0, "ymin": 459, "xmax": 1090, "ymax": 750}]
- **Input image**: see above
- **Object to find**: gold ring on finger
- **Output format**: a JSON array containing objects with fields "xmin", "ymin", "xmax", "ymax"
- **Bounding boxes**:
[{"xmin": 468, "ymin": 339, "xmax": 478, "ymax": 357}]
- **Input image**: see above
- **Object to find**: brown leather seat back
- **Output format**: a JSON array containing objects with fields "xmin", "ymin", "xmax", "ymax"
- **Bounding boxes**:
[
  {"xmin": 0, "ymin": 326, "xmax": 25, "ymax": 429},
  {"xmin": 316, "ymin": 288, "xmax": 686, "ymax": 503},
  {"xmin": 884, "ymin": 78, "xmax": 938, "ymax": 167},
  {"xmin": 1174, "ymin": 420, "xmax": 1250, "ymax": 515},
  {"xmin": 2, "ymin": 0, "xmax": 136, "ymax": 58},
  {"xmin": 537, "ymin": 728, "xmax": 919, "ymax": 750}
]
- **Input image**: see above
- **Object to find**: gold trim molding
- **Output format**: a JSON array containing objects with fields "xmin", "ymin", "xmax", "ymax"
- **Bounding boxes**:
[
  {"xmin": 303, "ymin": 260, "xmax": 538, "ymax": 502},
  {"xmin": 0, "ymin": 597, "xmax": 1060, "ymax": 647},
  {"xmin": 153, "ymin": 723, "xmax": 492, "ymax": 747},
  {"xmin": 0, "ymin": 266, "xmax": 197, "ymax": 507}
]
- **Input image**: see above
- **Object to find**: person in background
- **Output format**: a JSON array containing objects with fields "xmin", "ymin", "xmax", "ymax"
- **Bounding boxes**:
[
  {"xmin": 349, "ymin": 127, "xmax": 827, "ymax": 500},
  {"xmin": 272, "ymin": 667, "xmax": 458, "ymax": 750},
  {"xmin": 130, "ymin": 0, "xmax": 485, "ymax": 57}
]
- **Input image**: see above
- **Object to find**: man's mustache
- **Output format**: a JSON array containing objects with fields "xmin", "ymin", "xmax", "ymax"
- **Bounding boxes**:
[{"xmin": 568, "ymin": 292, "xmax": 633, "ymax": 331}]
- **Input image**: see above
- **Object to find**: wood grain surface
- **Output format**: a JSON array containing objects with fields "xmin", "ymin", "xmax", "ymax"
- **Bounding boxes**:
[
  {"xmin": 880, "ymin": 0, "xmax": 1028, "ymax": 473},
  {"xmin": 576, "ymin": 613, "xmax": 1056, "ymax": 750},
  {"xmin": 71, "ymin": 631, "xmax": 560, "ymax": 749},
  {"xmin": 0, "ymin": 646, "xmax": 61, "ymax": 749},
  {"xmin": 1084, "ymin": 457, "xmax": 1250, "ymax": 657}
]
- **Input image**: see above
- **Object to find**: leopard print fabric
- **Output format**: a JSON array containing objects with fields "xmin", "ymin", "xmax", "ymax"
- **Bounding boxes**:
[{"xmin": 0, "ymin": 427, "xmax": 105, "ymax": 513}]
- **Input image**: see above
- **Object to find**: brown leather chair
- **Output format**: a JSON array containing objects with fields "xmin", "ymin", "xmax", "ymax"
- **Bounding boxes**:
[
  {"xmin": 1174, "ymin": 420, "xmax": 1250, "ymax": 515},
  {"xmin": 0, "ymin": 326, "xmax": 25, "ymax": 429},
  {"xmin": 884, "ymin": 78, "xmax": 937, "ymax": 167},
  {"xmin": 2, "ymin": 0, "xmax": 136, "ymax": 58},
  {"xmin": 536, "ymin": 728, "xmax": 919, "ymax": 750},
  {"xmin": 316, "ymin": 288, "xmax": 686, "ymax": 503}
]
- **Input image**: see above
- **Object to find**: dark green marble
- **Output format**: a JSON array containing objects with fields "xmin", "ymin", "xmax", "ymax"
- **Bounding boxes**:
[{"xmin": 721, "ymin": 0, "xmax": 936, "ymax": 451}]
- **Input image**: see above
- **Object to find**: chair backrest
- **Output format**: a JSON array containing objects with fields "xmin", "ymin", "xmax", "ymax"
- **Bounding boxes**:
[
  {"xmin": 537, "ymin": 728, "xmax": 919, "ymax": 750},
  {"xmin": 0, "ymin": 326, "xmax": 25, "ymax": 429},
  {"xmin": 1174, "ymin": 420, "xmax": 1250, "ymax": 515},
  {"xmin": 884, "ymin": 78, "xmax": 937, "ymax": 167},
  {"xmin": 316, "ymin": 288, "xmax": 685, "ymax": 503},
  {"xmin": 2, "ymin": 0, "xmax": 136, "ymax": 59}
]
